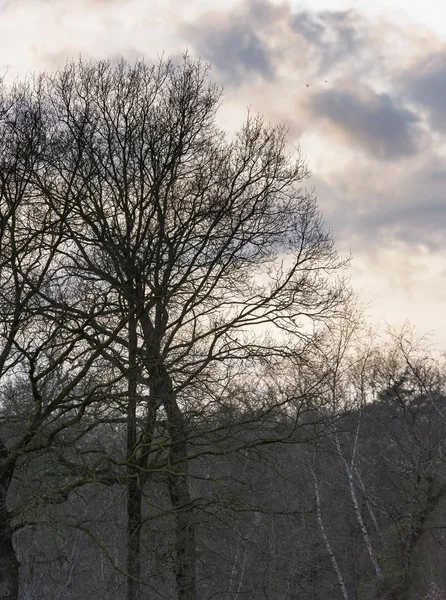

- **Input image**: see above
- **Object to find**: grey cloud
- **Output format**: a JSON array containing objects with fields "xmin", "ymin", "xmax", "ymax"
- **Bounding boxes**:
[
  {"xmin": 292, "ymin": 10, "xmax": 361, "ymax": 72},
  {"xmin": 311, "ymin": 88, "xmax": 420, "ymax": 159},
  {"xmin": 184, "ymin": 0, "xmax": 285, "ymax": 84},
  {"xmin": 379, "ymin": 167, "xmax": 446, "ymax": 249},
  {"xmin": 404, "ymin": 54, "xmax": 446, "ymax": 133},
  {"xmin": 194, "ymin": 23, "xmax": 272, "ymax": 82},
  {"xmin": 359, "ymin": 201, "xmax": 446, "ymax": 249},
  {"xmin": 186, "ymin": 4, "xmax": 364, "ymax": 84},
  {"xmin": 315, "ymin": 162, "xmax": 446, "ymax": 252}
]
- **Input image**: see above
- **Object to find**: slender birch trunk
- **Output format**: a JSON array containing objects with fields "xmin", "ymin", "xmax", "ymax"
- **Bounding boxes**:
[
  {"xmin": 333, "ymin": 422, "xmax": 383, "ymax": 580},
  {"xmin": 312, "ymin": 464, "xmax": 350, "ymax": 600},
  {"xmin": 353, "ymin": 465, "xmax": 384, "ymax": 544}
]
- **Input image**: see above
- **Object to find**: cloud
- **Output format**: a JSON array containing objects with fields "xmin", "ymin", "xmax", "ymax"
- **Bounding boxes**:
[
  {"xmin": 3, "ymin": 0, "xmax": 126, "ymax": 4},
  {"xmin": 312, "ymin": 153, "xmax": 446, "ymax": 257},
  {"xmin": 292, "ymin": 10, "xmax": 362, "ymax": 73},
  {"xmin": 404, "ymin": 53, "xmax": 446, "ymax": 133},
  {"xmin": 359, "ymin": 200, "xmax": 445, "ymax": 248},
  {"xmin": 195, "ymin": 24, "xmax": 272, "ymax": 82},
  {"xmin": 310, "ymin": 86, "xmax": 420, "ymax": 160},
  {"xmin": 183, "ymin": 0, "xmax": 294, "ymax": 84},
  {"xmin": 184, "ymin": 3, "xmax": 368, "ymax": 86},
  {"xmin": 375, "ymin": 164, "xmax": 446, "ymax": 250}
]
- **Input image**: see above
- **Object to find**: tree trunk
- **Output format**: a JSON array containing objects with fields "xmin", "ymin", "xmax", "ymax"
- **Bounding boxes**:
[
  {"xmin": 0, "ymin": 516, "xmax": 19, "ymax": 600},
  {"xmin": 160, "ymin": 370, "xmax": 196, "ymax": 600},
  {"xmin": 0, "ymin": 535, "xmax": 19, "ymax": 600},
  {"xmin": 139, "ymin": 304, "xmax": 197, "ymax": 600},
  {"xmin": 126, "ymin": 306, "xmax": 141, "ymax": 600},
  {"xmin": 353, "ymin": 466, "xmax": 385, "ymax": 544},
  {"xmin": 334, "ymin": 432, "xmax": 383, "ymax": 579},
  {"xmin": 312, "ymin": 464, "xmax": 350, "ymax": 600},
  {"xmin": 0, "ymin": 454, "xmax": 19, "ymax": 600},
  {"xmin": 167, "ymin": 465, "xmax": 196, "ymax": 600},
  {"xmin": 127, "ymin": 476, "xmax": 142, "ymax": 600},
  {"xmin": 126, "ymin": 399, "xmax": 158, "ymax": 600}
]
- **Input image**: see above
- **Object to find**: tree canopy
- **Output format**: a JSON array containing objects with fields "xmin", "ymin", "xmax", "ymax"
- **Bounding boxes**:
[{"xmin": 0, "ymin": 56, "xmax": 353, "ymax": 600}]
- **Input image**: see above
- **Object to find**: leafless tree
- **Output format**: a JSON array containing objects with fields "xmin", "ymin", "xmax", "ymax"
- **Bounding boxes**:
[
  {"xmin": 0, "ymin": 56, "xmax": 349, "ymax": 599},
  {"xmin": 0, "ymin": 75, "xmax": 127, "ymax": 599}
]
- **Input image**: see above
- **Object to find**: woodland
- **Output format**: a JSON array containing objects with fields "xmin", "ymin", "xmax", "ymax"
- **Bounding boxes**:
[{"xmin": 0, "ymin": 56, "xmax": 444, "ymax": 600}]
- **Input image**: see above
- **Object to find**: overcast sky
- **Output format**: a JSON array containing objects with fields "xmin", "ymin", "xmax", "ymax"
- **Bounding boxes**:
[{"xmin": 2, "ymin": 0, "xmax": 445, "ymax": 346}]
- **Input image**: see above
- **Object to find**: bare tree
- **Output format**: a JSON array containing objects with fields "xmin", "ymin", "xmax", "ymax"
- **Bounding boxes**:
[
  {"xmin": 365, "ymin": 328, "xmax": 446, "ymax": 596},
  {"xmin": 324, "ymin": 317, "xmax": 384, "ymax": 581},
  {"xmin": 0, "ymin": 75, "xmax": 127, "ymax": 599},
  {"xmin": 0, "ymin": 56, "xmax": 349, "ymax": 599}
]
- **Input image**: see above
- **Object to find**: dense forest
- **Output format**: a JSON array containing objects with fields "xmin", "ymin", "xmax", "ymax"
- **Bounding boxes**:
[{"xmin": 0, "ymin": 57, "xmax": 445, "ymax": 600}]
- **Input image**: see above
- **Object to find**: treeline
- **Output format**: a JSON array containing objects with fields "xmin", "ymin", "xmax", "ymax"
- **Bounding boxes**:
[
  {"xmin": 7, "ymin": 328, "xmax": 446, "ymax": 600},
  {"xmin": 0, "ymin": 56, "xmax": 444, "ymax": 600}
]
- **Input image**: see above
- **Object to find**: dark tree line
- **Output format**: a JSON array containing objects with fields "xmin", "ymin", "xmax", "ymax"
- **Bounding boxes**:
[{"xmin": 3, "ymin": 326, "xmax": 445, "ymax": 600}]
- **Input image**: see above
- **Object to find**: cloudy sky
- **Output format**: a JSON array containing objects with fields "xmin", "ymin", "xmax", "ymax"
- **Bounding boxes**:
[{"xmin": 2, "ymin": 0, "xmax": 445, "ymax": 346}]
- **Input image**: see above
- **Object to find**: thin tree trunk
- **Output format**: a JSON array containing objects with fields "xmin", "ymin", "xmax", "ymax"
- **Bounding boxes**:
[
  {"xmin": 402, "ymin": 474, "xmax": 441, "ymax": 582},
  {"xmin": 227, "ymin": 534, "xmax": 248, "ymax": 600},
  {"xmin": 353, "ymin": 465, "xmax": 384, "ymax": 544},
  {"xmin": 126, "ymin": 306, "xmax": 141, "ymax": 600},
  {"xmin": 334, "ymin": 430, "xmax": 383, "ymax": 580},
  {"xmin": 0, "ymin": 520, "xmax": 19, "ymax": 600},
  {"xmin": 312, "ymin": 465, "xmax": 350, "ymax": 600},
  {"xmin": 127, "ymin": 474, "xmax": 142, "ymax": 600},
  {"xmin": 0, "ymin": 453, "xmax": 19, "ymax": 600},
  {"xmin": 234, "ymin": 548, "xmax": 247, "ymax": 600}
]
